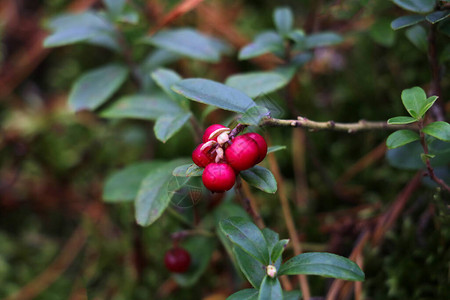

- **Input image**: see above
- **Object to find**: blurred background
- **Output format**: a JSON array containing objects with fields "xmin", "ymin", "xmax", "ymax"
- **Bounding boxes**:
[{"xmin": 0, "ymin": 0, "xmax": 449, "ymax": 299}]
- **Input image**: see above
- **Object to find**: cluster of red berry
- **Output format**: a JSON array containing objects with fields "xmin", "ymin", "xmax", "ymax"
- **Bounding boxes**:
[{"xmin": 192, "ymin": 124, "xmax": 267, "ymax": 192}]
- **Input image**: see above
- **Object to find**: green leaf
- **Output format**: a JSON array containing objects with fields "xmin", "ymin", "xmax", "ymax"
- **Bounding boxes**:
[
  {"xmin": 226, "ymin": 71, "xmax": 290, "ymax": 98},
  {"xmin": 239, "ymin": 106, "xmax": 270, "ymax": 126},
  {"xmin": 239, "ymin": 31, "xmax": 284, "ymax": 60},
  {"xmin": 370, "ymin": 19, "xmax": 395, "ymax": 47},
  {"xmin": 103, "ymin": 161, "xmax": 161, "ymax": 202},
  {"xmin": 154, "ymin": 112, "xmax": 191, "ymax": 143},
  {"xmin": 227, "ymin": 289, "xmax": 259, "ymax": 300},
  {"xmin": 419, "ymin": 95, "xmax": 438, "ymax": 117},
  {"xmin": 267, "ymin": 145, "xmax": 287, "ymax": 153},
  {"xmin": 386, "ymin": 130, "xmax": 420, "ymax": 149},
  {"xmin": 142, "ymin": 28, "xmax": 229, "ymax": 62},
  {"xmin": 305, "ymin": 32, "xmax": 343, "ymax": 49},
  {"xmin": 220, "ymin": 217, "xmax": 270, "ymax": 265},
  {"xmin": 258, "ymin": 276, "xmax": 282, "ymax": 300},
  {"xmin": 142, "ymin": 49, "xmax": 180, "ymax": 71},
  {"xmin": 104, "ymin": 0, "xmax": 125, "ymax": 15},
  {"xmin": 271, "ymin": 239, "xmax": 289, "ymax": 263},
  {"xmin": 392, "ymin": 0, "xmax": 435, "ymax": 13},
  {"xmin": 391, "ymin": 15, "xmax": 425, "ymax": 30},
  {"xmin": 240, "ymin": 166, "xmax": 278, "ymax": 194},
  {"xmin": 151, "ymin": 68, "xmax": 186, "ymax": 104},
  {"xmin": 386, "ymin": 141, "xmax": 424, "ymax": 170},
  {"xmin": 233, "ymin": 247, "xmax": 266, "ymax": 288},
  {"xmin": 68, "ymin": 64, "xmax": 128, "ymax": 111},
  {"xmin": 135, "ymin": 159, "xmax": 188, "ymax": 226},
  {"xmin": 401, "ymin": 86, "xmax": 427, "ymax": 118},
  {"xmin": 172, "ymin": 164, "xmax": 204, "ymax": 177},
  {"xmin": 172, "ymin": 79, "xmax": 256, "ymax": 113},
  {"xmin": 273, "ymin": 7, "xmax": 294, "ymax": 36},
  {"xmin": 283, "ymin": 290, "xmax": 302, "ymax": 300},
  {"xmin": 423, "ymin": 121, "xmax": 450, "ymax": 142},
  {"xmin": 426, "ymin": 10, "xmax": 450, "ymax": 24},
  {"xmin": 405, "ymin": 25, "xmax": 427, "ymax": 52},
  {"xmin": 387, "ymin": 116, "xmax": 417, "ymax": 125},
  {"xmin": 100, "ymin": 94, "xmax": 183, "ymax": 120},
  {"xmin": 278, "ymin": 252, "xmax": 365, "ymax": 281},
  {"xmin": 172, "ymin": 236, "xmax": 215, "ymax": 287}
]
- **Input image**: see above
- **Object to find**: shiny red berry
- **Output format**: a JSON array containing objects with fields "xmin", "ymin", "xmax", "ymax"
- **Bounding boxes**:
[
  {"xmin": 225, "ymin": 135, "xmax": 259, "ymax": 171},
  {"xmin": 192, "ymin": 143, "xmax": 215, "ymax": 168},
  {"xmin": 164, "ymin": 247, "xmax": 191, "ymax": 273},
  {"xmin": 202, "ymin": 163, "xmax": 236, "ymax": 192},
  {"xmin": 203, "ymin": 124, "xmax": 226, "ymax": 143},
  {"xmin": 245, "ymin": 132, "xmax": 267, "ymax": 163}
]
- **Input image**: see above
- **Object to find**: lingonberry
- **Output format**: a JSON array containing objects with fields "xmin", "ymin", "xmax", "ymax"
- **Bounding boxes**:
[
  {"xmin": 164, "ymin": 247, "xmax": 191, "ymax": 273},
  {"xmin": 202, "ymin": 163, "xmax": 236, "ymax": 192},
  {"xmin": 192, "ymin": 143, "xmax": 215, "ymax": 167},
  {"xmin": 245, "ymin": 132, "xmax": 267, "ymax": 163},
  {"xmin": 225, "ymin": 135, "xmax": 259, "ymax": 171},
  {"xmin": 203, "ymin": 124, "xmax": 226, "ymax": 143}
]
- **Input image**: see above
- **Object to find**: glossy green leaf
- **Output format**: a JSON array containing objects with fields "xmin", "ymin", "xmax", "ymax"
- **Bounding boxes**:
[
  {"xmin": 273, "ymin": 7, "xmax": 294, "ymax": 36},
  {"xmin": 239, "ymin": 106, "xmax": 270, "ymax": 126},
  {"xmin": 173, "ymin": 236, "xmax": 215, "ymax": 287},
  {"xmin": 386, "ymin": 130, "xmax": 420, "ymax": 149},
  {"xmin": 261, "ymin": 228, "xmax": 282, "ymax": 269},
  {"xmin": 233, "ymin": 247, "xmax": 266, "ymax": 288},
  {"xmin": 154, "ymin": 112, "xmax": 191, "ymax": 143},
  {"xmin": 370, "ymin": 19, "xmax": 395, "ymax": 47},
  {"xmin": 258, "ymin": 276, "xmax": 282, "ymax": 300},
  {"xmin": 426, "ymin": 10, "xmax": 450, "ymax": 24},
  {"xmin": 103, "ymin": 161, "xmax": 161, "ymax": 202},
  {"xmin": 267, "ymin": 145, "xmax": 287, "ymax": 153},
  {"xmin": 172, "ymin": 164, "xmax": 204, "ymax": 177},
  {"xmin": 401, "ymin": 86, "xmax": 427, "ymax": 118},
  {"xmin": 227, "ymin": 289, "xmax": 259, "ymax": 300},
  {"xmin": 240, "ymin": 166, "xmax": 277, "ymax": 194},
  {"xmin": 271, "ymin": 239, "xmax": 289, "ymax": 263},
  {"xmin": 239, "ymin": 31, "xmax": 284, "ymax": 60},
  {"xmin": 387, "ymin": 116, "xmax": 417, "ymax": 125},
  {"xmin": 100, "ymin": 94, "xmax": 183, "ymax": 120},
  {"xmin": 142, "ymin": 28, "xmax": 228, "ymax": 62},
  {"xmin": 405, "ymin": 25, "xmax": 427, "ymax": 52},
  {"xmin": 278, "ymin": 252, "xmax": 365, "ymax": 281},
  {"xmin": 226, "ymin": 71, "xmax": 290, "ymax": 98},
  {"xmin": 392, "ymin": 0, "xmax": 435, "ymax": 13},
  {"xmin": 305, "ymin": 32, "xmax": 343, "ymax": 49},
  {"xmin": 172, "ymin": 79, "xmax": 256, "ymax": 113},
  {"xmin": 151, "ymin": 68, "xmax": 186, "ymax": 104},
  {"xmin": 391, "ymin": 15, "xmax": 425, "ymax": 30},
  {"xmin": 422, "ymin": 121, "xmax": 450, "ymax": 142},
  {"xmin": 283, "ymin": 290, "xmax": 302, "ymax": 300},
  {"xmin": 220, "ymin": 217, "xmax": 270, "ymax": 264},
  {"xmin": 68, "ymin": 64, "xmax": 128, "ymax": 111},
  {"xmin": 419, "ymin": 96, "xmax": 438, "ymax": 117},
  {"xmin": 135, "ymin": 159, "xmax": 188, "ymax": 226}
]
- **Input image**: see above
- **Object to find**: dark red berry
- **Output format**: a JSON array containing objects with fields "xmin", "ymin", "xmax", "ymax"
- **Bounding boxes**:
[
  {"xmin": 225, "ymin": 135, "xmax": 259, "ymax": 171},
  {"xmin": 245, "ymin": 132, "xmax": 267, "ymax": 163},
  {"xmin": 203, "ymin": 124, "xmax": 226, "ymax": 143},
  {"xmin": 192, "ymin": 143, "xmax": 215, "ymax": 168},
  {"xmin": 164, "ymin": 247, "xmax": 191, "ymax": 273},
  {"xmin": 202, "ymin": 163, "xmax": 236, "ymax": 192}
]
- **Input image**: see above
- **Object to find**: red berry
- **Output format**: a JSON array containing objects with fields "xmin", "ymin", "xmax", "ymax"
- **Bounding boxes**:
[
  {"xmin": 245, "ymin": 132, "xmax": 267, "ymax": 163},
  {"xmin": 225, "ymin": 135, "xmax": 259, "ymax": 171},
  {"xmin": 203, "ymin": 124, "xmax": 226, "ymax": 143},
  {"xmin": 202, "ymin": 163, "xmax": 236, "ymax": 192},
  {"xmin": 164, "ymin": 247, "xmax": 191, "ymax": 273},
  {"xmin": 192, "ymin": 143, "xmax": 215, "ymax": 168}
]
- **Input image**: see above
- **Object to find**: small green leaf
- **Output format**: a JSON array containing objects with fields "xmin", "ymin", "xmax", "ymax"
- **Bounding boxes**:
[
  {"xmin": 172, "ymin": 79, "xmax": 256, "ymax": 113},
  {"xmin": 239, "ymin": 106, "xmax": 270, "ymax": 126},
  {"xmin": 278, "ymin": 252, "xmax": 365, "ymax": 281},
  {"xmin": 370, "ymin": 19, "xmax": 395, "ymax": 47},
  {"xmin": 271, "ymin": 239, "xmax": 289, "ymax": 263},
  {"xmin": 401, "ymin": 86, "xmax": 427, "ymax": 118},
  {"xmin": 239, "ymin": 31, "xmax": 284, "ymax": 60},
  {"xmin": 227, "ymin": 289, "xmax": 259, "ymax": 300},
  {"xmin": 387, "ymin": 116, "xmax": 417, "ymax": 125},
  {"xmin": 283, "ymin": 290, "xmax": 302, "ymax": 300},
  {"xmin": 392, "ymin": 0, "xmax": 435, "ymax": 13},
  {"xmin": 419, "ymin": 95, "xmax": 438, "ymax": 117},
  {"xmin": 258, "ymin": 276, "xmax": 282, "ymax": 300},
  {"xmin": 305, "ymin": 32, "xmax": 343, "ymax": 49},
  {"xmin": 391, "ymin": 15, "xmax": 425, "ymax": 30},
  {"xmin": 154, "ymin": 112, "xmax": 191, "ymax": 143},
  {"xmin": 172, "ymin": 164, "xmax": 204, "ymax": 177},
  {"xmin": 240, "ymin": 166, "xmax": 278, "ymax": 194},
  {"xmin": 421, "ymin": 153, "xmax": 435, "ymax": 163},
  {"xmin": 386, "ymin": 130, "xmax": 420, "ymax": 149},
  {"xmin": 426, "ymin": 10, "xmax": 450, "ymax": 24},
  {"xmin": 226, "ymin": 71, "xmax": 290, "ymax": 98},
  {"xmin": 103, "ymin": 161, "xmax": 162, "ymax": 202},
  {"xmin": 151, "ymin": 68, "xmax": 186, "ymax": 104},
  {"xmin": 405, "ymin": 25, "xmax": 428, "ymax": 52},
  {"xmin": 233, "ymin": 247, "xmax": 266, "ymax": 288},
  {"xmin": 104, "ymin": 0, "xmax": 126, "ymax": 15},
  {"xmin": 220, "ymin": 217, "xmax": 270, "ymax": 265},
  {"xmin": 386, "ymin": 141, "xmax": 424, "ymax": 170},
  {"xmin": 68, "ymin": 64, "xmax": 128, "ymax": 111},
  {"xmin": 273, "ymin": 7, "xmax": 294, "ymax": 36},
  {"xmin": 422, "ymin": 121, "xmax": 450, "ymax": 142},
  {"xmin": 267, "ymin": 145, "xmax": 287, "ymax": 153}
]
